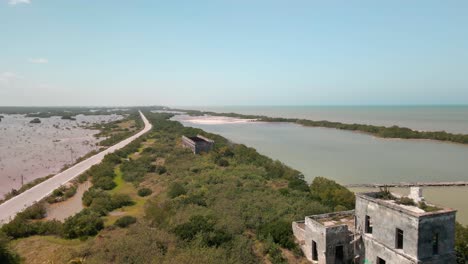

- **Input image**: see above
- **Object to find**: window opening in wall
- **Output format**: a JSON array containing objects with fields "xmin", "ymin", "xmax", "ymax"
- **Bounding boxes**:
[
  {"xmin": 312, "ymin": 240, "xmax": 318, "ymax": 261},
  {"xmin": 396, "ymin": 228, "xmax": 404, "ymax": 249},
  {"xmin": 377, "ymin": 257, "xmax": 386, "ymax": 264},
  {"xmin": 335, "ymin": 245, "xmax": 344, "ymax": 263},
  {"xmin": 365, "ymin": 215, "xmax": 373, "ymax": 234},
  {"xmin": 432, "ymin": 233, "xmax": 439, "ymax": 255}
]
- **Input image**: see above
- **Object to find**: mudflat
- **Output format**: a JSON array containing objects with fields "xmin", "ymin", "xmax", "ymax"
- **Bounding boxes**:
[{"xmin": 0, "ymin": 114, "xmax": 122, "ymax": 197}]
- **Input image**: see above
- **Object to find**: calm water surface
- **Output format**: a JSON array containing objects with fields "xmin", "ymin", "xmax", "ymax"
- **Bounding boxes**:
[
  {"xmin": 183, "ymin": 105, "xmax": 468, "ymax": 133},
  {"xmin": 175, "ymin": 117, "xmax": 468, "ymax": 185}
]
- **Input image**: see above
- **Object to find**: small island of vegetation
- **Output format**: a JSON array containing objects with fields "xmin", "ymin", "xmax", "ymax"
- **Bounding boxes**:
[{"xmin": 29, "ymin": 118, "xmax": 41, "ymax": 124}]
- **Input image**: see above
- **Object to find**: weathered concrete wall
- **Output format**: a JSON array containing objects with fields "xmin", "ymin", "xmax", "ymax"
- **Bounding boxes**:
[
  {"xmin": 181, "ymin": 135, "xmax": 214, "ymax": 154},
  {"xmin": 417, "ymin": 212, "xmax": 456, "ymax": 263},
  {"xmin": 324, "ymin": 225, "xmax": 354, "ymax": 264},
  {"xmin": 355, "ymin": 195, "xmax": 420, "ymax": 259},
  {"xmin": 292, "ymin": 221, "xmax": 305, "ymax": 242},
  {"xmin": 361, "ymin": 236, "xmax": 417, "ymax": 264},
  {"xmin": 181, "ymin": 136, "xmax": 197, "ymax": 153},
  {"xmin": 305, "ymin": 216, "xmax": 327, "ymax": 263}
]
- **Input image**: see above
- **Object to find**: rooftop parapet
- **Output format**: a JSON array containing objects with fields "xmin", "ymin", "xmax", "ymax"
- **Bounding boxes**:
[
  {"xmin": 306, "ymin": 210, "xmax": 355, "ymax": 230},
  {"xmin": 356, "ymin": 191, "xmax": 456, "ymax": 218}
]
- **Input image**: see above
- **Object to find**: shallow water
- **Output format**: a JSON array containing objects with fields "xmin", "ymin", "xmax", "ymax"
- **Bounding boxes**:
[
  {"xmin": 0, "ymin": 114, "xmax": 122, "ymax": 197},
  {"xmin": 183, "ymin": 105, "xmax": 468, "ymax": 134}
]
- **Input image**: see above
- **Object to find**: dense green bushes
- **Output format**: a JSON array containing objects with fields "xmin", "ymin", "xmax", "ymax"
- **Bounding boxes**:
[
  {"xmin": 0, "ymin": 232, "xmax": 19, "ymax": 264},
  {"xmin": 87, "ymin": 163, "xmax": 116, "ymax": 190},
  {"xmin": 120, "ymin": 156, "xmax": 155, "ymax": 182},
  {"xmin": 20, "ymin": 203, "xmax": 47, "ymax": 220},
  {"xmin": 455, "ymin": 223, "xmax": 468, "ymax": 263},
  {"xmin": 167, "ymin": 182, "xmax": 187, "ymax": 198},
  {"xmin": 62, "ymin": 209, "xmax": 104, "ymax": 239},
  {"xmin": 47, "ymin": 185, "xmax": 77, "ymax": 203},
  {"xmin": 83, "ymin": 189, "xmax": 134, "ymax": 216},
  {"xmin": 310, "ymin": 177, "xmax": 355, "ymax": 210},
  {"xmin": 137, "ymin": 188, "xmax": 153, "ymax": 197},
  {"xmin": 259, "ymin": 220, "xmax": 296, "ymax": 250},
  {"xmin": 114, "ymin": 216, "xmax": 137, "ymax": 228},
  {"xmin": 172, "ymin": 215, "xmax": 232, "ymax": 247},
  {"xmin": 1, "ymin": 203, "xmax": 62, "ymax": 239}
]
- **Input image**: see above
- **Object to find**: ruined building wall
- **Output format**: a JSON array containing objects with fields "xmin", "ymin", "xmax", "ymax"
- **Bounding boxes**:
[
  {"xmin": 304, "ymin": 217, "xmax": 327, "ymax": 263},
  {"xmin": 355, "ymin": 195, "xmax": 419, "ymax": 262},
  {"xmin": 417, "ymin": 212, "xmax": 456, "ymax": 263}
]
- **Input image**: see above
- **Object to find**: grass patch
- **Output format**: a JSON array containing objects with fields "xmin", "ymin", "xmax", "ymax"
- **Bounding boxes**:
[
  {"xmin": 10, "ymin": 236, "xmax": 86, "ymax": 264},
  {"xmin": 104, "ymin": 166, "xmax": 150, "ymax": 226}
]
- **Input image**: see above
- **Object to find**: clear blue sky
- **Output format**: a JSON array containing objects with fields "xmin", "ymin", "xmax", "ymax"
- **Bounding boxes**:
[{"xmin": 1, "ymin": 1, "xmax": 467, "ymax": 106}]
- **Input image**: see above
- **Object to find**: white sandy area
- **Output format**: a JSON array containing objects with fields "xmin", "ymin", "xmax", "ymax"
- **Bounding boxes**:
[
  {"xmin": 0, "ymin": 114, "xmax": 122, "ymax": 197},
  {"xmin": 175, "ymin": 114, "xmax": 257, "ymax": 125}
]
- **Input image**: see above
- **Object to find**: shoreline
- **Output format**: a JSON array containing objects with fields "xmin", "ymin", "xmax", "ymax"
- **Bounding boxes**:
[{"xmin": 174, "ymin": 111, "xmax": 468, "ymax": 147}]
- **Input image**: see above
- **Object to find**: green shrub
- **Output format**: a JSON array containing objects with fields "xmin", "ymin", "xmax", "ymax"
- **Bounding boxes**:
[
  {"xmin": 93, "ymin": 177, "xmax": 116, "ymax": 190},
  {"xmin": 310, "ymin": 177, "xmax": 355, "ymax": 209},
  {"xmin": 155, "ymin": 165, "xmax": 167, "ymax": 175},
  {"xmin": 167, "ymin": 182, "xmax": 186, "ymax": 198},
  {"xmin": 63, "ymin": 209, "xmax": 104, "ymax": 239},
  {"xmin": 172, "ymin": 215, "xmax": 231, "ymax": 247},
  {"xmin": 1, "ymin": 217, "xmax": 62, "ymax": 239},
  {"xmin": 287, "ymin": 178, "xmax": 309, "ymax": 192},
  {"xmin": 111, "ymin": 194, "xmax": 135, "ymax": 208},
  {"xmin": 137, "ymin": 188, "xmax": 153, "ymax": 197},
  {"xmin": 0, "ymin": 231, "xmax": 20, "ymax": 264},
  {"xmin": 397, "ymin": 197, "xmax": 416, "ymax": 206},
  {"xmin": 455, "ymin": 223, "xmax": 468, "ymax": 264},
  {"xmin": 18, "ymin": 203, "xmax": 46, "ymax": 220},
  {"xmin": 114, "ymin": 216, "xmax": 137, "ymax": 228},
  {"xmin": 216, "ymin": 158, "xmax": 229, "ymax": 167},
  {"xmin": 259, "ymin": 220, "xmax": 296, "ymax": 250}
]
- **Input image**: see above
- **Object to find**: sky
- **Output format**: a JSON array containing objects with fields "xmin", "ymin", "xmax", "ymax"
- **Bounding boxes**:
[{"xmin": 0, "ymin": 1, "xmax": 467, "ymax": 106}]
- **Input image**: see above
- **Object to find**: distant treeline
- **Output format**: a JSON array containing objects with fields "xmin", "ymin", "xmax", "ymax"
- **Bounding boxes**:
[
  {"xmin": 0, "ymin": 106, "xmax": 138, "ymax": 118},
  {"xmin": 176, "ymin": 109, "xmax": 468, "ymax": 145}
]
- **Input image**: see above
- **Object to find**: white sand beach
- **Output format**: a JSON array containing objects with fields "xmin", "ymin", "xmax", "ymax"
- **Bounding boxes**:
[{"xmin": 175, "ymin": 114, "xmax": 257, "ymax": 125}]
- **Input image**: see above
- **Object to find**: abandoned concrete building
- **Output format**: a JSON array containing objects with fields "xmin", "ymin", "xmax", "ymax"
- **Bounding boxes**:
[
  {"xmin": 181, "ymin": 135, "xmax": 214, "ymax": 154},
  {"xmin": 293, "ymin": 187, "xmax": 457, "ymax": 264}
]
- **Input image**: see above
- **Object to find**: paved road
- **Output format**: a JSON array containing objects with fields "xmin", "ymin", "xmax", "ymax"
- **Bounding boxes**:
[{"xmin": 0, "ymin": 111, "xmax": 152, "ymax": 225}]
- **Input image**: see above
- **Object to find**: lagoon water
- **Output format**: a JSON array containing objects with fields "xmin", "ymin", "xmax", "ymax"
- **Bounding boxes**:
[
  {"xmin": 172, "ymin": 106, "xmax": 468, "ymax": 224},
  {"xmin": 183, "ymin": 105, "xmax": 468, "ymax": 134},
  {"xmin": 175, "ymin": 116, "xmax": 468, "ymax": 185}
]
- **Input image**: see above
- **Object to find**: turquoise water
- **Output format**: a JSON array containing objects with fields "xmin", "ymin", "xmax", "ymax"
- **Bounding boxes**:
[{"xmin": 182, "ymin": 105, "xmax": 468, "ymax": 134}]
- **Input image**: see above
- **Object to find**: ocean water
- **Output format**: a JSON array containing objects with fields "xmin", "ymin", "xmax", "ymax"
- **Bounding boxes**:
[{"xmin": 182, "ymin": 105, "xmax": 468, "ymax": 134}]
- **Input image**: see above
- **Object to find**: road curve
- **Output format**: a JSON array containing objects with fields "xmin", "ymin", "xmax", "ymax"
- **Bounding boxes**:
[{"xmin": 0, "ymin": 111, "xmax": 152, "ymax": 225}]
